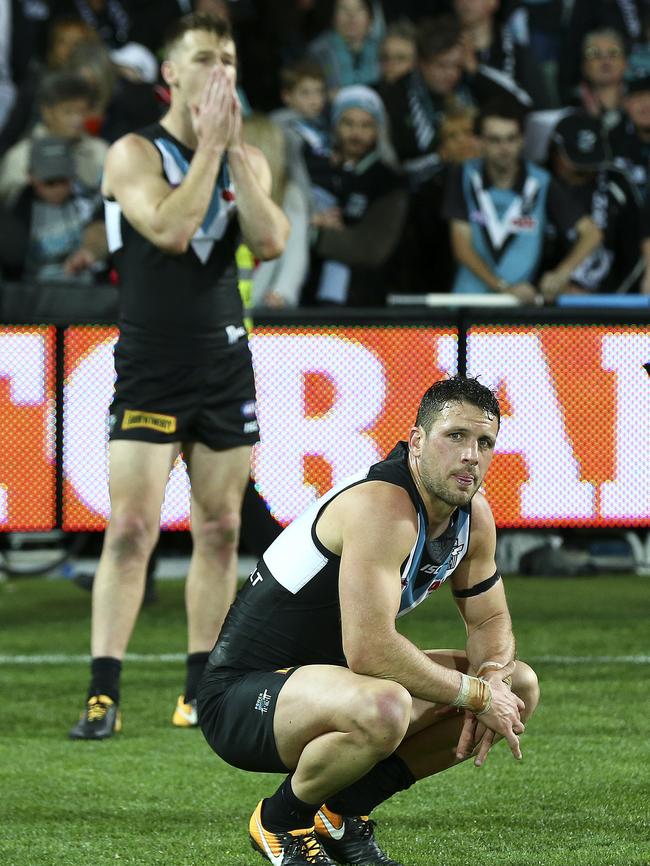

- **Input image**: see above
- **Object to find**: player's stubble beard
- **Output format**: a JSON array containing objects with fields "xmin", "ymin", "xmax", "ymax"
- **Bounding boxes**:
[{"xmin": 417, "ymin": 460, "xmax": 480, "ymax": 509}]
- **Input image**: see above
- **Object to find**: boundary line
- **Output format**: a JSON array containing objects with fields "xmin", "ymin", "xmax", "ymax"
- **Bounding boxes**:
[{"xmin": 1, "ymin": 653, "xmax": 648, "ymax": 665}]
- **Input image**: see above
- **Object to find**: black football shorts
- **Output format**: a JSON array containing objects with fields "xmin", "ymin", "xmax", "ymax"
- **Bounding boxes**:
[
  {"xmin": 197, "ymin": 666, "xmax": 297, "ymax": 773},
  {"xmin": 109, "ymin": 339, "xmax": 259, "ymax": 450}
]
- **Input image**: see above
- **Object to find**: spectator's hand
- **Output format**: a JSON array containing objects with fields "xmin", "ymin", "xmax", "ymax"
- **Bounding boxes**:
[
  {"xmin": 311, "ymin": 207, "xmax": 343, "ymax": 230},
  {"xmin": 191, "ymin": 65, "xmax": 234, "ymax": 154},
  {"xmin": 263, "ymin": 290, "xmax": 287, "ymax": 308},
  {"xmin": 509, "ymin": 281, "xmax": 538, "ymax": 304},
  {"xmin": 64, "ymin": 248, "xmax": 96, "ymax": 275},
  {"xmin": 539, "ymin": 268, "xmax": 571, "ymax": 301}
]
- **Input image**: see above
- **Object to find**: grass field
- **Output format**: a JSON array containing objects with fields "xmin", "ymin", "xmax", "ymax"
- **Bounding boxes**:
[{"xmin": 1, "ymin": 573, "xmax": 649, "ymax": 866}]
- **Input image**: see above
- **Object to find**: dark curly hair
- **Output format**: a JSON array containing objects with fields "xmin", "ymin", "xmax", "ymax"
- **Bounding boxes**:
[{"xmin": 415, "ymin": 376, "xmax": 500, "ymax": 431}]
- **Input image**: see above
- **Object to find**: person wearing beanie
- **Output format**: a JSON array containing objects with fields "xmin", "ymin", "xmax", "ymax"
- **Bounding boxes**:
[{"xmin": 300, "ymin": 84, "xmax": 407, "ymax": 307}]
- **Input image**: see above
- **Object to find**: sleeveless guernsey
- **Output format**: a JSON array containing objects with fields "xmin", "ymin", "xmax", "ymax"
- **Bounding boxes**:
[
  {"xmin": 207, "ymin": 442, "xmax": 471, "ymax": 675},
  {"xmin": 104, "ymin": 122, "xmax": 244, "ymax": 362}
]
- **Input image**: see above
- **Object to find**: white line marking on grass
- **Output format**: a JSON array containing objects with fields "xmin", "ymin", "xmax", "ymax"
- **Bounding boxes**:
[{"xmin": 0, "ymin": 654, "xmax": 649, "ymax": 665}]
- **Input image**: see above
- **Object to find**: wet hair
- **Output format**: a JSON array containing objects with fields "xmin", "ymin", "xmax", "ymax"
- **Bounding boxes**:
[
  {"xmin": 415, "ymin": 377, "xmax": 500, "ymax": 431},
  {"xmin": 415, "ymin": 16, "xmax": 462, "ymax": 62},
  {"xmin": 37, "ymin": 70, "xmax": 97, "ymax": 108},
  {"xmin": 477, "ymin": 97, "xmax": 526, "ymax": 135},
  {"xmin": 162, "ymin": 12, "xmax": 232, "ymax": 58},
  {"xmin": 280, "ymin": 60, "xmax": 326, "ymax": 92}
]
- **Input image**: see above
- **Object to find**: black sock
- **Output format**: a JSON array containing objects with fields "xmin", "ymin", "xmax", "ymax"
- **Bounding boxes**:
[
  {"xmin": 184, "ymin": 652, "xmax": 209, "ymax": 703},
  {"xmin": 261, "ymin": 776, "xmax": 320, "ymax": 833},
  {"xmin": 88, "ymin": 657, "xmax": 122, "ymax": 703},
  {"xmin": 326, "ymin": 754, "xmax": 415, "ymax": 817}
]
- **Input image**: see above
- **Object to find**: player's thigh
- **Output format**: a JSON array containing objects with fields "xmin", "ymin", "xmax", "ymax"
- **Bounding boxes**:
[
  {"xmin": 273, "ymin": 664, "xmax": 412, "ymax": 769},
  {"xmin": 107, "ymin": 439, "xmax": 180, "ymax": 521},
  {"xmin": 185, "ymin": 441, "xmax": 252, "ymax": 523}
]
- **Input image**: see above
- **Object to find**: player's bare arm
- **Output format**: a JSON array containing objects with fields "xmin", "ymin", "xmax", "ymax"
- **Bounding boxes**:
[
  {"xmin": 226, "ymin": 96, "xmax": 290, "ymax": 260},
  {"xmin": 451, "ymin": 492, "xmax": 525, "ymax": 762},
  {"xmin": 102, "ymin": 66, "xmax": 232, "ymax": 254},
  {"xmin": 322, "ymin": 481, "xmax": 482, "ymax": 707}
]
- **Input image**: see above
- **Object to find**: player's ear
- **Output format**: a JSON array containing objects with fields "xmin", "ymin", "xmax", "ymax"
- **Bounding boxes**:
[
  {"xmin": 409, "ymin": 425, "xmax": 424, "ymax": 457},
  {"xmin": 161, "ymin": 59, "xmax": 177, "ymax": 88}
]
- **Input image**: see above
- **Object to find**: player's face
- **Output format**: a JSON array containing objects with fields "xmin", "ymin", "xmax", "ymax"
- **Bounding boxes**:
[
  {"xmin": 336, "ymin": 108, "xmax": 378, "ymax": 161},
  {"xmin": 481, "ymin": 117, "xmax": 523, "ymax": 173},
  {"xmin": 413, "ymin": 400, "xmax": 498, "ymax": 509},
  {"xmin": 165, "ymin": 30, "xmax": 236, "ymax": 108},
  {"xmin": 419, "ymin": 45, "xmax": 463, "ymax": 97}
]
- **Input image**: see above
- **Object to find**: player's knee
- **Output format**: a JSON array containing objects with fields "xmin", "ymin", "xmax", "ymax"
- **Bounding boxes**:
[
  {"xmin": 514, "ymin": 661, "xmax": 540, "ymax": 719},
  {"xmin": 193, "ymin": 512, "xmax": 241, "ymax": 557},
  {"xmin": 352, "ymin": 682, "xmax": 412, "ymax": 755},
  {"xmin": 104, "ymin": 513, "xmax": 158, "ymax": 564}
]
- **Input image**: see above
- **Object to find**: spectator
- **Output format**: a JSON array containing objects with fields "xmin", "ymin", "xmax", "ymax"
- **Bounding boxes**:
[
  {"xmin": 454, "ymin": 0, "xmax": 552, "ymax": 108},
  {"xmin": 387, "ymin": 105, "xmax": 481, "ymax": 297},
  {"xmin": 437, "ymin": 103, "xmax": 481, "ymax": 162},
  {"xmin": 0, "ymin": 71, "xmax": 107, "ymax": 205},
  {"xmin": 65, "ymin": 40, "xmax": 163, "ymax": 142},
  {"xmin": 272, "ymin": 59, "xmax": 330, "ymax": 164},
  {"xmin": 49, "ymin": 0, "xmax": 132, "ymax": 48},
  {"xmin": 514, "ymin": 0, "xmax": 564, "ymax": 102},
  {"xmin": 575, "ymin": 29, "xmax": 628, "ymax": 126},
  {"xmin": 378, "ymin": 15, "xmax": 531, "ymax": 190},
  {"xmin": 626, "ymin": 11, "xmax": 650, "ymax": 80},
  {"xmin": 376, "ymin": 19, "xmax": 417, "ymax": 85},
  {"xmin": 443, "ymin": 99, "xmax": 601, "ymax": 302},
  {"xmin": 7, "ymin": 136, "xmax": 107, "ymax": 285},
  {"xmin": 549, "ymin": 112, "xmax": 644, "ymax": 295},
  {"xmin": 559, "ymin": 0, "xmax": 648, "ymax": 103},
  {"xmin": 608, "ymin": 74, "xmax": 650, "ymax": 200},
  {"xmin": 242, "ymin": 114, "xmax": 310, "ymax": 308},
  {"xmin": 307, "ymin": 0, "xmax": 381, "ymax": 94},
  {"xmin": 302, "ymin": 84, "xmax": 407, "ymax": 306},
  {"xmin": 0, "ymin": 16, "xmax": 101, "ymax": 153}
]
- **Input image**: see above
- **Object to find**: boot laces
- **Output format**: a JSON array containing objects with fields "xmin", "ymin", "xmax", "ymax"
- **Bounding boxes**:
[{"xmin": 287, "ymin": 830, "xmax": 332, "ymax": 864}]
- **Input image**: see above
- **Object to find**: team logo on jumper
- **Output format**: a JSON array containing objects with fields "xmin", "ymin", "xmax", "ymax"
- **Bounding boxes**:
[
  {"xmin": 254, "ymin": 689, "xmax": 272, "ymax": 714},
  {"xmin": 122, "ymin": 410, "xmax": 177, "ymax": 433}
]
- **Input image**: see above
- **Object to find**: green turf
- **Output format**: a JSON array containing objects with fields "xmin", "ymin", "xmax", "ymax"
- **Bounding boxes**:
[{"xmin": 1, "ymin": 574, "xmax": 649, "ymax": 866}]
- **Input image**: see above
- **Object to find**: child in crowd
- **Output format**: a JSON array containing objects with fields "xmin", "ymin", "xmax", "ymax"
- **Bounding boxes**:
[{"xmin": 9, "ymin": 136, "xmax": 107, "ymax": 285}]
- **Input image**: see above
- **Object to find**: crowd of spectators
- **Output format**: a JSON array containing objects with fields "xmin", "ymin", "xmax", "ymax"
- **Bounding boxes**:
[{"xmin": 2, "ymin": 0, "xmax": 650, "ymax": 305}]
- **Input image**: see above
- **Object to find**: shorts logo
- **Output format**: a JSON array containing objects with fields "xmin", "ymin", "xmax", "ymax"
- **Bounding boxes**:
[
  {"xmin": 254, "ymin": 689, "xmax": 271, "ymax": 714},
  {"xmin": 243, "ymin": 420, "xmax": 259, "ymax": 434},
  {"xmin": 240, "ymin": 400, "xmax": 257, "ymax": 419},
  {"xmin": 108, "ymin": 414, "xmax": 117, "ymax": 433},
  {"xmin": 122, "ymin": 410, "xmax": 177, "ymax": 434}
]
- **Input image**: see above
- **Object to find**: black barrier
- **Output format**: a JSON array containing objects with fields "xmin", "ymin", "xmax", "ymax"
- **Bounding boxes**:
[{"xmin": 1, "ymin": 281, "xmax": 649, "ymax": 533}]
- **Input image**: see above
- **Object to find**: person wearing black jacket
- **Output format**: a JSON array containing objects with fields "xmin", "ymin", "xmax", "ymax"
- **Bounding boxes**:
[
  {"xmin": 302, "ymin": 84, "xmax": 408, "ymax": 307},
  {"xmin": 376, "ymin": 15, "xmax": 531, "ymax": 190},
  {"xmin": 549, "ymin": 112, "xmax": 644, "ymax": 295}
]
